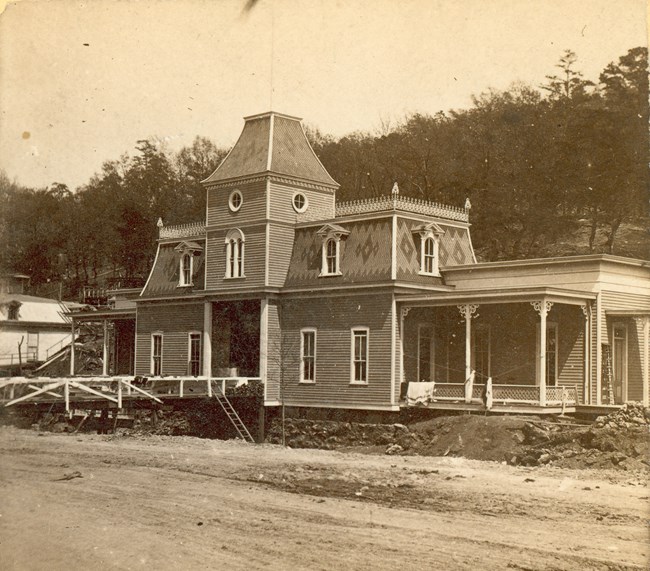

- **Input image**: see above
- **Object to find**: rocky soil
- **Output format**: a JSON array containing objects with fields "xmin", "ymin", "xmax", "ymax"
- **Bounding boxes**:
[{"xmin": 267, "ymin": 403, "xmax": 649, "ymax": 472}]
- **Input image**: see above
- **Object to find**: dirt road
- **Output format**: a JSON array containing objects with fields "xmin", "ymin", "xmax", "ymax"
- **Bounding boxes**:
[{"xmin": 0, "ymin": 427, "xmax": 647, "ymax": 570}]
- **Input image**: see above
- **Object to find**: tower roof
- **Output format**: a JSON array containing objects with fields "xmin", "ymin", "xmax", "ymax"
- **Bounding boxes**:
[{"xmin": 203, "ymin": 112, "xmax": 338, "ymax": 188}]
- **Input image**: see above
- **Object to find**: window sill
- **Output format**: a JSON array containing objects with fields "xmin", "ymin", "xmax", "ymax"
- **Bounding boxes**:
[
  {"xmin": 224, "ymin": 275, "xmax": 246, "ymax": 280},
  {"xmin": 177, "ymin": 283, "xmax": 194, "ymax": 288},
  {"xmin": 418, "ymin": 270, "xmax": 440, "ymax": 277},
  {"xmin": 319, "ymin": 271, "xmax": 342, "ymax": 278},
  {"xmin": 349, "ymin": 380, "xmax": 368, "ymax": 386},
  {"xmin": 299, "ymin": 380, "xmax": 316, "ymax": 385}
]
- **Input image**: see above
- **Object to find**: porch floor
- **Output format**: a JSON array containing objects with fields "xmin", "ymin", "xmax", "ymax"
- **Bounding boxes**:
[{"xmin": 400, "ymin": 399, "xmax": 575, "ymax": 415}]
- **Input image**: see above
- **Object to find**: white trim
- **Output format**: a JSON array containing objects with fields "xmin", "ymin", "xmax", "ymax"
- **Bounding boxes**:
[
  {"xmin": 611, "ymin": 321, "xmax": 628, "ymax": 403},
  {"xmin": 350, "ymin": 327, "xmax": 370, "ymax": 384},
  {"xmin": 266, "ymin": 113, "xmax": 274, "ymax": 171},
  {"xmin": 265, "ymin": 178, "xmax": 270, "ymax": 287},
  {"xmin": 299, "ymin": 328, "xmax": 317, "ymax": 383},
  {"xmin": 151, "ymin": 332, "xmax": 163, "ymax": 376},
  {"xmin": 140, "ymin": 244, "xmax": 161, "ymax": 296},
  {"xmin": 391, "ymin": 213, "xmax": 397, "ymax": 281},
  {"xmin": 203, "ymin": 301, "xmax": 212, "ymax": 377},
  {"xmin": 390, "ymin": 295, "xmax": 396, "ymax": 405},
  {"xmin": 228, "ymin": 190, "xmax": 243, "ymax": 212},
  {"xmin": 292, "ymin": 191, "xmax": 309, "ymax": 213},
  {"xmin": 259, "ymin": 299, "xmax": 269, "ymax": 401},
  {"xmin": 262, "ymin": 400, "xmax": 401, "ymax": 412},
  {"xmin": 187, "ymin": 331, "xmax": 202, "ymax": 376},
  {"xmin": 536, "ymin": 322, "xmax": 557, "ymax": 386},
  {"xmin": 596, "ymin": 292, "xmax": 602, "ymax": 405}
]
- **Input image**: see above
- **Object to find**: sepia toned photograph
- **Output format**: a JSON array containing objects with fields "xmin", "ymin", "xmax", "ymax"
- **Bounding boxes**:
[{"xmin": 0, "ymin": 1, "xmax": 648, "ymax": 569}]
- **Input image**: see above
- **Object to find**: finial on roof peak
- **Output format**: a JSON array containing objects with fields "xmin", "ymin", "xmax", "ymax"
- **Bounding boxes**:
[
  {"xmin": 157, "ymin": 217, "xmax": 164, "ymax": 228},
  {"xmin": 464, "ymin": 198, "xmax": 472, "ymax": 210},
  {"xmin": 392, "ymin": 182, "xmax": 399, "ymax": 195}
]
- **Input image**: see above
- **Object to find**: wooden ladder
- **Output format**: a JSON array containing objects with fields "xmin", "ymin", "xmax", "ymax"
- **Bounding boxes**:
[{"xmin": 211, "ymin": 382, "xmax": 255, "ymax": 443}]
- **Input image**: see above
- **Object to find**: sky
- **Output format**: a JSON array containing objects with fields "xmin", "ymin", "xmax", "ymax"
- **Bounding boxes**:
[{"xmin": 0, "ymin": 0, "xmax": 647, "ymax": 191}]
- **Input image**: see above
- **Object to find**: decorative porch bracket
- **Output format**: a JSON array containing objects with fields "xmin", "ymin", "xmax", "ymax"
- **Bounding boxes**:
[{"xmin": 457, "ymin": 304, "xmax": 479, "ymax": 380}]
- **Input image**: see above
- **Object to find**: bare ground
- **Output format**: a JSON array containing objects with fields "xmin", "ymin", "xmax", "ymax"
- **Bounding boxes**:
[{"xmin": 0, "ymin": 426, "xmax": 648, "ymax": 571}]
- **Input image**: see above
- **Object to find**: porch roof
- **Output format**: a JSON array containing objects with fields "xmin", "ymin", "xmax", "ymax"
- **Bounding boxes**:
[
  {"xmin": 396, "ymin": 285, "xmax": 596, "ymax": 307},
  {"xmin": 67, "ymin": 308, "xmax": 136, "ymax": 321}
]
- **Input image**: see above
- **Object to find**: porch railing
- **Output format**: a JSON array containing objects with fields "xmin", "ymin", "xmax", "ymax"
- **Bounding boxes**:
[
  {"xmin": 414, "ymin": 382, "xmax": 577, "ymax": 407},
  {"xmin": 0, "ymin": 376, "xmax": 263, "ymax": 412}
]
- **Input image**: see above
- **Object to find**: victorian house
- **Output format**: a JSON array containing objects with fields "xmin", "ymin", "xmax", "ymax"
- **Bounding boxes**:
[{"xmin": 69, "ymin": 112, "xmax": 650, "ymax": 415}]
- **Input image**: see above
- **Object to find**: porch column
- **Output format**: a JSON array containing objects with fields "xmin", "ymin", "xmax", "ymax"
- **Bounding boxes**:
[
  {"xmin": 532, "ymin": 300, "xmax": 553, "ymax": 407},
  {"xmin": 70, "ymin": 318, "xmax": 75, "ymax": 376},
  {"xmin": 400, "ymin": 306, "xmax": 411, "ymax": 384},
  {"xmin": 102, "ymin": 320, "xmax": 109, "ymax": 376},
  {"xmin": 634, "ymin": 316, "xmax": 649, "ymax": 407},
  {"xmin": 581, "ymin": 303, "xmax": 591, "ymax": 405},
  {"xmin": 457, "ymin": 304, "xmax": 479, "ymax": 379},
  {"xmin": 203, "ymin": 301, "xmax": 212, "ymax": 377},
  {"xmin": 259, "ymin": 298, "xmax": 268, "ymax": 384}
]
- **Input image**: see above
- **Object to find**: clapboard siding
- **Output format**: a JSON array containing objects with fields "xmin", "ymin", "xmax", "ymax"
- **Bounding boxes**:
[
  {"xmin": 269, "ymin": 181, "xmax": 335, "ymax": 224},
  {"xmin": 600, "ymin": 290, "xmax": 650, "ymax": 343},
  {"xmin": 265, "ymin": 300, "xmax": 281, "ymax": 403},
  {"xmin": 278, "ymin": 293, "xmax": 394, "ymax": 408},
  {"xmin": 557, "ymin": 306, "xmax": 584, "ymax": 402},
  {"xmin": 206, "ymin": 179, "xmax": 267, "ymax": 227},
  {"xmin": 268, "ymin": 225, "xmax": 295, "ymax": 287},
  {"xmin": 135, "ymin": 303, "xmax": 204, "ymax": 375},
  {"xmin": 205, "ymin": 225, "xmax": 266, "ymax": 289}
]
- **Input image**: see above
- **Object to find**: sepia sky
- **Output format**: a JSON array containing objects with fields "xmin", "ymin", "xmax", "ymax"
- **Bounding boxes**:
[{"xmin": 0, "ymin": 0, "xmax": 647, "ymax": 191}]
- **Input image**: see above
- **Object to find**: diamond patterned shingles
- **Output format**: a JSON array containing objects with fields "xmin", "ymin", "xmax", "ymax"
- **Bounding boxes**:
[{"xmin": 141, "ymin": 242, "xmax": 205, "ymax": 297}]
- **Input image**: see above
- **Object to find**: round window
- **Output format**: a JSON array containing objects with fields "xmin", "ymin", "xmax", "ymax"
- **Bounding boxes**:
[
  {"xmin": 292, "ymin": 192, "xmax": 308, "ymax": 213},
  {"xmin": 229, "ymin": 190, "xmax": 243, "ymax": 212}
]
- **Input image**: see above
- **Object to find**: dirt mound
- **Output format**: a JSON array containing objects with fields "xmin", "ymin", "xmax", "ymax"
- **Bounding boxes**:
[{"xmin": 268, "ymin": 404, "xmax": 649, "ymax": 471}]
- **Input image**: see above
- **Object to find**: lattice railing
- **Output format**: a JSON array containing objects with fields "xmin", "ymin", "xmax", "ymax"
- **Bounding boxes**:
[
  {"xmin": 492, "ymin": 385, "xmax": 540, "ymax": 403},
  {"xmin": 431, "ymin": 383, "xmax": 465, "ymax": 400},
  {"xmin": 546, "ymin": 386, "xmax": 577, "ymax": 405},
  {"xmin": 336, "ymin": 195, "xmax": 469, "ymax": 222},
  {"xmin": 159, "ymin": 221, "xmax": 206, "ymax": 239}
]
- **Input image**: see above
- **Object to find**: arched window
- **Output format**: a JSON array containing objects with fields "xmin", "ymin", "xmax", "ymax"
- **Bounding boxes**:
[
  {"xmin": 317, "ymin": 224, "xmax": 349, "ymax": 277},
  {"xmin": 423, "ymin": 237, "xmax": 435, "ymax": 274},
  {"xmin": 413, "ymin": 223, "xmax": 444, "ymax": 277},
  {"xmin": 225, "ymin": 229, "xmax": 245, "ymax": 278},
  {"xmin": 326, "ymin": 238, "xmax": 337, "ymax": 274},
  {"xmin": 180, "ymin": 253, "xmax": 192, "ymax": 286}
]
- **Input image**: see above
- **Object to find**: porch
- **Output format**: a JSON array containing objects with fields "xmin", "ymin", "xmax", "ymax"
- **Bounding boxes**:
[{"xmin": 397, "ymin": 287, "xmax": 596, "ymax": 412}]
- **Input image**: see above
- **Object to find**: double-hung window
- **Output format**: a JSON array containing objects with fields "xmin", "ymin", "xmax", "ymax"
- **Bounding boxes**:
[
  {"xmin": 351, "ymin": 328, "xmax": 369, "ymax": 383},
  {"xmin": 188, "ymin": 332, "xmax": 202, "ymax": 376},
  {"xmin": 300, "ymin": 329, "xmax": 316, "ymax": 382},
  {"xmin": 413, "ymin": 223, "xmax": 444, "ymax": 277},
  {"xmin": 151, "ymin": 333, "xmax": 163, "ymax": 376}
]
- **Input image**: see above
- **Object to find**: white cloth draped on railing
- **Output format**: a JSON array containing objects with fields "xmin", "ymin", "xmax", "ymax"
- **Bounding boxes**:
[
  {"xmin": 483, "ymin": 377, "xmax": 493, "ymax": 410},
  {"xmin": 406, "ymin": 381, "xmax": 436, "ymax": 405}
]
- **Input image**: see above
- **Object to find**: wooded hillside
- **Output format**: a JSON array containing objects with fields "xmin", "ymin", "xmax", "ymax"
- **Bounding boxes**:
[{"xmin": 1, "ymin": 48, "xmax": 647, "ymax": 299}]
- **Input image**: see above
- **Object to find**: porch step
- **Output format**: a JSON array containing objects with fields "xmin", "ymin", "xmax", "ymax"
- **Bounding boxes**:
[{"xmin": 211, "ymin": 382, "xmax": 255, "ymax": 443}]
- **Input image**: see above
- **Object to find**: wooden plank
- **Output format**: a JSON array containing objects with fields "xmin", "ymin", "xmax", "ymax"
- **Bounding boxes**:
[
  {"xmin": 5, "ymin": 381, "xmax": 65, "ymax": 407},
  {"xmin": 69, "ymin": 381, "xmax": 118, "ymax": 403}
]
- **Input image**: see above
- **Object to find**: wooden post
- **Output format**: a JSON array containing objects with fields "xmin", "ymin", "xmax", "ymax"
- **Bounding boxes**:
[
  {"xmin": 458, "ymin": 304, "xmax": 478, "ymax": 381},
  {"xmin": 203, "ymin": 301, "xmax": 212, "ymax": 377},
  {"xmin": 117, "ymin": 379, "xmax": 123, "ymax": 409},
  {"xmin": 581, "ymin": 304, "xmax": 591, "ymax": 405},
  {"xmin": 102, "ymin": 320, "xmax": 109, "ymax": 376},
  {"xmin": 179, "ymin": 378, "xmax": 184, "ymax": 398},
  {"xmin": 70, "ymin": 320, "xmax": 76, "ymax": 376},
  {"xmin": 257, "ymin": 404, "xmax": 265, "ymax": 443},
  {"xmin": 64, "ymin": 379, "xmax": 70, "ymax": 413}
]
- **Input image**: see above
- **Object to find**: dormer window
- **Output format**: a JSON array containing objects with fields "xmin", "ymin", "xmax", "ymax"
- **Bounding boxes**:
[
  {"xmin": 7, "ymin": 301, "xmax": 20, "ymax": 320},
  {"xmin": 225, "ymin": 228, "xmax": 245, "ymax": 278},
  {"xmin": 413, "ymin": 223, "xmax": 444, "ymax": 277},
  {"xmin": 175, "ymin": 241, "xmax": 203, "ymax": 287},
  {"xmin": 317, "ymin": 224, "xmax": 349, "ymax": 277}
]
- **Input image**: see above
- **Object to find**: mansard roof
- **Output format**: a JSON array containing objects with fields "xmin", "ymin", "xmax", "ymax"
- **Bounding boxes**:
[{"xmin": 203, "ymin": 112, "xmax": 339, "ymax": 188}]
